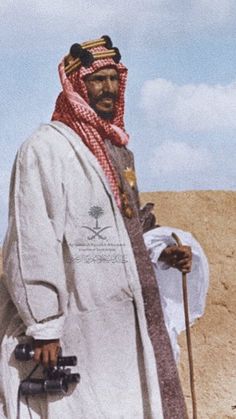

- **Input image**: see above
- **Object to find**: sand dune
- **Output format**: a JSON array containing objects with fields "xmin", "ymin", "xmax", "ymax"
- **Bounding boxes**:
[
  {"xmin": 1, "ymin": 191, "xmax": 235, "ymax": 418},
  {"xmin": 140, "ymin": 191, "xmax": 236, "ymax": 419}
]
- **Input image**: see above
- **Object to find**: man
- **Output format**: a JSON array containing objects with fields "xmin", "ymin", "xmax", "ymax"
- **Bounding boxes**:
[{"xmin": 1, "ymin": 36, "xmax": 193, "ymax": 418}]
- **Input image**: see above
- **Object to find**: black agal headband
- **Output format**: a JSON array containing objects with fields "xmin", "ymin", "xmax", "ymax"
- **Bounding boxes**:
[{"xmin": 64, "ymin": 35, "xmax": 121, "ymax": 76}]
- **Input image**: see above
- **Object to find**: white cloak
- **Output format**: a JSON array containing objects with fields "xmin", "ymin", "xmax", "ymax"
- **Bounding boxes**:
[
  {"xmin": 1, "ymin": 121, "xmax": 209, "ymax": 418},
  {"xmin": 1, "ymin": 122, "xmax": 164, "ymax": 419}
]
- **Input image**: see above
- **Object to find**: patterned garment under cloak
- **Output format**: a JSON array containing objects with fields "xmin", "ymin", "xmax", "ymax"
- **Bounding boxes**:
[{"xmin": 104, "ymin": 139, "xmax": 188, "ymax": 418}]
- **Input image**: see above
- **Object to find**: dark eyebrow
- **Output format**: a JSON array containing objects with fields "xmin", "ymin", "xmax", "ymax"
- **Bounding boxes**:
[
  {"xmin": 91, "ymin": 75, "xmax": 106, "ymax": 81},
  {"xmin": 86, "ymin": 73, "xmax": 119, "ymax": 82}
]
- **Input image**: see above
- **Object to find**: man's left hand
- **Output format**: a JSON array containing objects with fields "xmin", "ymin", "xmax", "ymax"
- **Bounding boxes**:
[
  {"xmin": 159, "ymin": 245, "xmax": 192, "ymax": 273},
  {"xmin": 33, "ymin": 339, "xmax": 61, "ymax": 367}
]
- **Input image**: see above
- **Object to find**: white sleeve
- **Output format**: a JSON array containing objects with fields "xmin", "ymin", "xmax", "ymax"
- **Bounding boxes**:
[
  {"xmin": 2, "ymin": 138, "xmax": 68, "ymax": 340},
  {"xmin": 143, "ymin": 226, "xmax": 209, "ymax": 360}
]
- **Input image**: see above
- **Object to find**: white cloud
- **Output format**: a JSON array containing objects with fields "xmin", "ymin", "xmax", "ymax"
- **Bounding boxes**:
[
  {"xmin": 145, "ymin": 138, "xmax": 236, "ymax": 191},
  {"xmin": 141, "ymin": 78, "xmax": 236, "ymax": 132},
  {"xmin": 149, "ymin": 140, "xmax": 214, "ymax": 176}
]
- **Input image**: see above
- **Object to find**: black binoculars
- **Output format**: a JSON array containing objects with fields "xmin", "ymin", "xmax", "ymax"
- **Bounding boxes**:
[{"xmin": 15, "ymin": 343, "xmax": 80, "ymax": 396}]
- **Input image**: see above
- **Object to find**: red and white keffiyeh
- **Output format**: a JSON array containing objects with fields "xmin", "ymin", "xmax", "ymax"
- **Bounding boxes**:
[{"xmin": 52, "ymin": 45, "xmax": 129, "ymax": 208}]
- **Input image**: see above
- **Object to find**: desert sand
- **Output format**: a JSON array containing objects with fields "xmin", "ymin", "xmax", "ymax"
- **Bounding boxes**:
[
  {"xmin": 1, "ymin": 191, "xmax": 235, "ymax": 418},
  {"xmin": 140, "ymin": 191, "xmax": 236, "ymax": 419}
]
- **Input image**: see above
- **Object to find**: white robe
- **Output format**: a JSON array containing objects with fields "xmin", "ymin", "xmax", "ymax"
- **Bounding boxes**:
[
  {"xmin": 143, "ymin": 227, "xmax": 209, "ymax": 360},
  {"xmin": 1, "ymin": 121, "xmax": 208, "ymax": 418},
  {"xmin": 1, "ymin": 122, "xmax": 164, "ymax": 419}
]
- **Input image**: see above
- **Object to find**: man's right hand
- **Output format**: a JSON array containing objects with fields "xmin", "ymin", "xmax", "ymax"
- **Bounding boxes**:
[
  {"xmin": 33, "ymin": 339, "xmax": 61, "ymax": 367},
  {"xmin": 159, "ymin": 245, "xmax": 192, "ymax": 274}
]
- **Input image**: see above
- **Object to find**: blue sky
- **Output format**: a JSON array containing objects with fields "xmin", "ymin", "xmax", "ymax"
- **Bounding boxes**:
[{"xmin": 1, "ymin": 0, "xmax": 236, "ymax": 241}]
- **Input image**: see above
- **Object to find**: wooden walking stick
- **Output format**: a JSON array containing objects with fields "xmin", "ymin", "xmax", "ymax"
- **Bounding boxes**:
[{"xmin": 172, "ymin": 232, "xmax": 197, "ymax": 419}]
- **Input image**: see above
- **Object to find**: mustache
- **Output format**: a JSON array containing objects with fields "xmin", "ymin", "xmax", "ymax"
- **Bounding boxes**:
[{"xmin": 94, "ymin": 92, "xmax": 118, "ymax": 103}]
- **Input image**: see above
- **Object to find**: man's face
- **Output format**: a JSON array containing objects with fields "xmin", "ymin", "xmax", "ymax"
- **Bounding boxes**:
[{"xmin": 84, "ymin": 67, "xmax": 119, "ymax": 120}]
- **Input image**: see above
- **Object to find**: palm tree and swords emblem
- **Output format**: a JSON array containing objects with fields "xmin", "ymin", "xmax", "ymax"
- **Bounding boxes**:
[{"xmin": 82, "ymin": 206, "xmax": 112, "ymax": 240}]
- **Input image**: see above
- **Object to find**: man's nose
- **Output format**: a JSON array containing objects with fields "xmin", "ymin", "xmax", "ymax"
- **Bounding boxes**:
[{"xmin": 103, "ymin": 77, "xmax": 114, "ymax": 92}]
